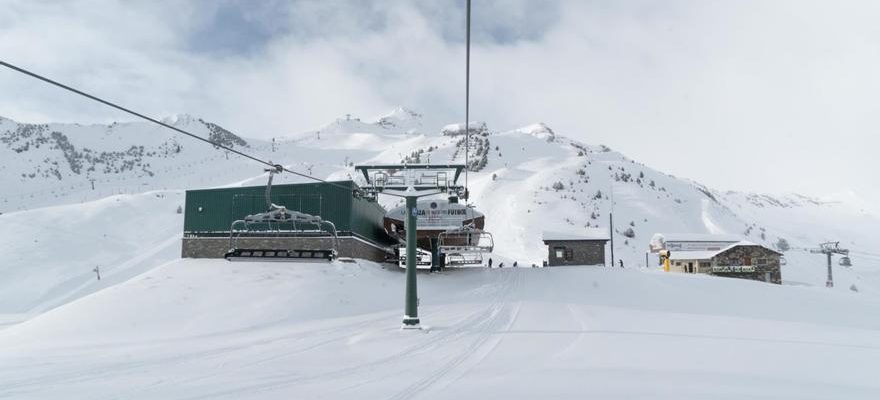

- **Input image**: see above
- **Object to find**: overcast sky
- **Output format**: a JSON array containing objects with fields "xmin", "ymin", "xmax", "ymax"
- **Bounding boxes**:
[{"xmin": 1, "ymin": 0, "xmax": 879, "ymax": 203}]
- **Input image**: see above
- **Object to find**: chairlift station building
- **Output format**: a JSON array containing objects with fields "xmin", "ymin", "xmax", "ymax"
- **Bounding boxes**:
[{"xmin": 181, "ymin": 180, "xmax": 394, "ymax": 261}]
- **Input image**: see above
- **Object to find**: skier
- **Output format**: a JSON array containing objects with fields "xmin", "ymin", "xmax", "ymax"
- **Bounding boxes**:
[
  {"xmin": 499, "ymin": 262, "xmax": 504, "ymax": 268},
  {"xmin": 513, "ymin": 261, "xmax": 518, "ymax": 268},
  {"xmin": 619, "ymin": 259, "xmax": 624, "ymax": 268},
  {"xmin": 488, "ymin": 258, "xmax": 493, "ymax": 268}
]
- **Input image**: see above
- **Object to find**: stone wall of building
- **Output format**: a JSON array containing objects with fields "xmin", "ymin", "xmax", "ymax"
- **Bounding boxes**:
[
  {"xmin": 544, "ymin": 240, "xmax": 607, "ymax": 266},
  {"xmin": 182, "ymin": 236, "xmax": 391, "ymax": 263},
  {"xmin": 710, "ymin": 245, "xmax": 782, "ymax": 284}
]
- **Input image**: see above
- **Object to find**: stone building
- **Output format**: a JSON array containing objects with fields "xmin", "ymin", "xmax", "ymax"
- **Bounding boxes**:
[
  {"xmin": 668, "ymin": 241, "xmax": 783, "ymax": 284},
  {"xmin": 542, "ymin": 229, "xmax": 610, "ymax": 266}
]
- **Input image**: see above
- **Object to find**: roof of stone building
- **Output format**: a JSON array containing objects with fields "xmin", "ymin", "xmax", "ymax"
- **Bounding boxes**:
[
  {"xmin": 542, "ymin": 229, "xmax": 610, "ymax": 242},
  {"xmin": 667, "ymin": 241, "xmax": 781, "ymax": 260}
]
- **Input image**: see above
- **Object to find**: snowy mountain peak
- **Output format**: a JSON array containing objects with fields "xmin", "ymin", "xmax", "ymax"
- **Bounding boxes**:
[
  {"xmin": 374, "ymin": 106, "xmax": 423, "ymax": 133},
  {"xmin": 160, "ymin": 113, "xmax": 199, "ymax": 126},
  {"xmin": 376, "ymin": 106, "xmax": 422, "ymax": 122},
  {"xmin": 441, "ymin": 121, "xmax": 488, "ymax": 136},
  {"xmin": 513, "ymin": 122, "xmax": 556, "ymax": 141}
]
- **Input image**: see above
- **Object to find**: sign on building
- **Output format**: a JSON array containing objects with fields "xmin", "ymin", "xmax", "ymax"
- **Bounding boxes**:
[{"xmin": 712, "ymin": 265, "xmax": 756, "ymax": 273}]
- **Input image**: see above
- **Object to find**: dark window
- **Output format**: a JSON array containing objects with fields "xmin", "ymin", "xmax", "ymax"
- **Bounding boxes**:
[{"xmin": 565, "ymin": 249, "xmax": 574, "ymax": 261}]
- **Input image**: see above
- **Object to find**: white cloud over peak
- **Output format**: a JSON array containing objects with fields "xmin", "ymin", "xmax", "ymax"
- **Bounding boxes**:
[{"xmin": 1, "ymin": 0, "xmax": 879, "ymax": 202}]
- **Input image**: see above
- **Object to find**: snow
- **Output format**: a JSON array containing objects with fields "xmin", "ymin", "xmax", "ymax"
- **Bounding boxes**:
[
  {"xmin": 667, "ymin": 250, "xmax": 721, "ymax": 261},
  {"xmin": 667, "ymin": 241, "xmax": 767, "ymax": 261},
  {"xmin": 542, "ymin": 228, "xmax": 609, "ymax": 241},
  {"xmin": 653, "ymin": 233, "xmax": 744, "ymax": 243},
  {"xmin": 1, "ymin": 260, "xmax": 879, "ymax": 399},
  {"xmin": 2, "ymin": 109, "xmax": 880, "ymax": 398}
]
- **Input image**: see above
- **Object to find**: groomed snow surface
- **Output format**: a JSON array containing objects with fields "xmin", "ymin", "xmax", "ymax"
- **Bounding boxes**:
[{"xmin": 2, "ymin": 259, "xmax": 879, "ymax": 400}]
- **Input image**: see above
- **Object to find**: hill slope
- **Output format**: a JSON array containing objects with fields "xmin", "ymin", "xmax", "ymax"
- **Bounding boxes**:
[
  {"xmin": 1, "ymin": 260, "xmax": 878, "ymax": 399},
  {"xmin": 1, "ymin": 107, "xmax": 878, "ymax": 316}
]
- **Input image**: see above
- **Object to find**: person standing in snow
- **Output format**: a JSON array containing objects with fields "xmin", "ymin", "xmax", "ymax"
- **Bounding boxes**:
[
  {"xmin": 498, "ymin": 262, "xmax": 504, "ymax": 268},
  {"xmin": 513, "ymin": 261, "xmax": 518, "ymax": 268},
  {"xmin": 488, "ymin": 258, "xmax": 493, "ymax": 268},
  {"xmin": 619, "ymin": 260, "xmax": 624, "ymax": 268}
]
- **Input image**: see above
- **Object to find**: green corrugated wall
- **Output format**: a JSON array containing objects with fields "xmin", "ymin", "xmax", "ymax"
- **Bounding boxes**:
[{"xmin": 183, "ymin": 180, "xmax": 391, "ymax": 244}]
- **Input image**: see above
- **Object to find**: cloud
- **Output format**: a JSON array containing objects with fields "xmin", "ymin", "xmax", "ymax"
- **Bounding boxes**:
[{"xmin": 0, "ymin": 0, "xmax": 878, "ymax": 202}]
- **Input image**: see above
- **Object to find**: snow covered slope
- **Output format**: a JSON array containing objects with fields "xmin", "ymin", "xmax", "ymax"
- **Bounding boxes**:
[
  {"xmin": 1, "ymin": 108, "xmax": 879, "ymax": 398},
  {"xmin": 2, "ymin": 107, "xmax": 878, "ymax": 315},
  {"xmin": 1, "ymin": 260, "xmax": 878, "ymax": 399},
  {"xmin": 0, "ymin": 191, "xmax": 184, "ymax": 327},
  {"xmin": 308, "ymin": 110, "xmax": 880, "ymax": 293}
]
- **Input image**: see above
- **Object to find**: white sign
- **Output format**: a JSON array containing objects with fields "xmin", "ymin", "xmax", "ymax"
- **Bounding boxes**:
[
  {"xmin": 388, "ymin": 200, "xmax": 483, "ymax": 227},
  {"xmin": 712, "ymin": 265, "xmax": 756, "ymax": 273}
]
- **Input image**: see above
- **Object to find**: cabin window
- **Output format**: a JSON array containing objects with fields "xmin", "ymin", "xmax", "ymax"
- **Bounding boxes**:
[
  {"xmin": 565, "ymin": 249, "xmax": 574, "ymax": 261},
  {"xmin": 699, "ymin": 262, "xmax": 711, "ymax": 269},
  {"xmin": 554, "ymin": 247, "xmax": 565, "ymax": 259}
]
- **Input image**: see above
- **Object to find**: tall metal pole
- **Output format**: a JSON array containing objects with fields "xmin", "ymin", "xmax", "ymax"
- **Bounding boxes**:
[
  {"xmin": 608, "ymin": 180, "xmax": 614, "ymax": 268},
  {"xmin": 826, "ymin": 252, "xmax": 833, "ymax": 288},
  {"xmin": 402, "ymin": 195, "xmax": 420, "ymax": 327},
  {"xmin": 464, "ymin": 0, "xmax": 471, "ymax": 201},
  {"xmin": 609, "ymin": 212, "xmax": 614, "ymax": 268}
]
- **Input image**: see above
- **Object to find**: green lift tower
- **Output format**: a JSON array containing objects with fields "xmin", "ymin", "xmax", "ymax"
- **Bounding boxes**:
[{"xmin": 355, "ymin": 164, "xmax": 467, "ymax": 329}]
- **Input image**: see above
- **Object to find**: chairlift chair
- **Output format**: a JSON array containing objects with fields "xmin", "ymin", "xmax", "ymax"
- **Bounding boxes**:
[
  {"xmin": 839, "ymin": 256, "xmax": 852, "ymax": 267},
  {"xmin": 437, "ymin": 225, "xmax": 494, "ymax": 254},
  {"xmin": 444, "ymin": 252, "xmax": 485, "ymax": 267},
  {"xmin": 397, "ymin": 246, "xmax": 433, "ymax": 270},
  {"xmin": 224, "ymin": 168, "xmax": 339, "ymax": 262},
  {"xmin": 437, "ymin": 223, "xmax": 494, "ymax": 267},
  {"xmin": 225, "ymin": 208, "xmax": 339, "ymax": 262}
]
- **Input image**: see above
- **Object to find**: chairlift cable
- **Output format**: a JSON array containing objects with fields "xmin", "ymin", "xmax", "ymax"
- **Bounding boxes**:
[{"xmin": 0, "ymin": 60, "xmax": 356, "ymax": 193}]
